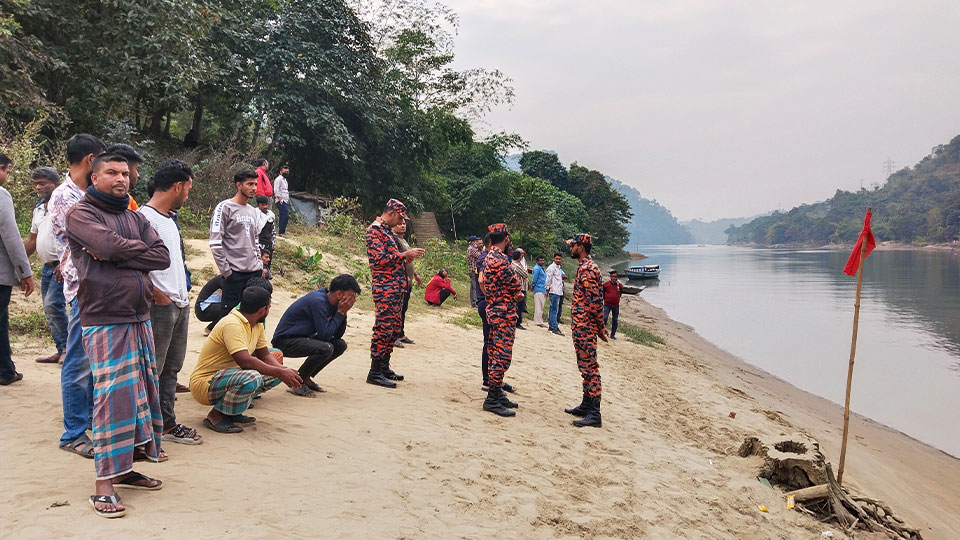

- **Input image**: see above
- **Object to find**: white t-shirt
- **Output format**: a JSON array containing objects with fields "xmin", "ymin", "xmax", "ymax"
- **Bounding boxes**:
[
  {"xmin": 30, "ymin": 204, "xmax": 59, "ymax": 264},
  {"xmin": 139, "ymin": 205, "xmax": 190, "ymax": 308}
]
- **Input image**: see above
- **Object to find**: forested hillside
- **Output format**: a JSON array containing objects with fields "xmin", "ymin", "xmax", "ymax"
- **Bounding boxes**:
[
  {"xmin": 682, "ymin": 217, "xmax": 756, "ymax": 244},
  {"xmin": 609, "ymin": 180, "xmax": 694, "ymax": 246},
  {"xmin": 726, "ymin": 134, "xmax": 960, "ymax": 246}
]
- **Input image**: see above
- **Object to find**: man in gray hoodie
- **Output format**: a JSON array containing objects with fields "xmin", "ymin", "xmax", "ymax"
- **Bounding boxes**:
[{"xmin": 0, "ymin": 151, "xmax": 36, "ymax": 385}]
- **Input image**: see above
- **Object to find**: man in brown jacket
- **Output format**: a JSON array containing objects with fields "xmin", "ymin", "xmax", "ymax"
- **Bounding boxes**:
[{"xmin": 66, "ymin": 153, "xmax": 170, "ymax": 518}]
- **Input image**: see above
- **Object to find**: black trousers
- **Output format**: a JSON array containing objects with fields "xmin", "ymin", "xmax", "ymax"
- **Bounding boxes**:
[
  {"xmin": 214, "ymin": 270, "xmax": 261, "ymax": 326},
  {"xmin": 274, "ymin": 335, "xmax": 348, "ymax": 379},
  {"xmin": 426, "ymin": 289, "xmax": 451, "ymax": 306},
  {"xmin": 477, "ymin": 298, "xmax": 490, "ymax": 385},
  {"xmin": 400, "ymin": 287, "xmax": 411, "ymax": 335},
  {"xmin": 0, "ymin": 286, "xmax": 14, "ymax": 379}
]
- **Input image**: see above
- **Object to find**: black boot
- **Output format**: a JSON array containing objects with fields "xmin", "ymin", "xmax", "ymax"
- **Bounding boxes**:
[
  {"xmin": 564, "ymin": 392, "xmax": 590, "ymax": 417},
  {"xmin": 483, "ymin": 387, "xmax": 516, "ymax": 417},
  {"xmin": 572, "ymin": 397, "xmax": 602, "ymax": 428},
  {"xmin": 381, "ymin": 355, "xmax": 404, "ymax": 381},
  {"xmin": 366, "ymin": 358, "xmax": 397, "ymax": 388},
  {"xmin": 499, "ymin": 390, "xmax": 518, "ymax": 409}
]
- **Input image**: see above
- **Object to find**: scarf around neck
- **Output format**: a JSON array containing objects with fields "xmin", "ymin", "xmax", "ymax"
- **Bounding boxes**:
[{"xmin": 85, "ymin": 184, "xmax": 130, "ymax": 213}]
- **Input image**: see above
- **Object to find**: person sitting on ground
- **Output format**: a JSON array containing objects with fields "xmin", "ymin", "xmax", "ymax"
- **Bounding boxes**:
[
  {"xmin": 272, "ymin": 274, "xmax": 360, "ymax": 397},
  {"xmin": 189, "ymin": 286, "xmax": 301, "ymax": 434},
  {"xmin": 424, "ymin": 268, "xmax": 457, "ymax": 306}
]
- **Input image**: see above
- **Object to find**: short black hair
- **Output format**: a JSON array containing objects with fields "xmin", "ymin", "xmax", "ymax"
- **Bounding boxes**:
[
  {"xmin": 609, "ymin": 269, "xmax": 618, "ymax": 275},
  {"xmin": 553, "ymin": 252, "xmax": 562, "ymax": 258},
  {"xmin": 246, "ymin": 276, "xmax": 273, "ymax": 293},
  {"xmin": 151, "ymin": 163, "xmax": 192, "ymax": 193},
  {"xmin": 31, "ymin": 167, "xmax": 60, "ymax": 184},
  {"xmin": 489, "ymin": 232, "xmax": 508, "ymax": 245},
  {"xmin": 581, "ymin": 243, "xmax": 592, "ymax": 254},
  {"xmin": 255, "ymin": 158, "xmax": 268, "ymax": 167},
  {"xmin": 329, "ymin": 274, "xmax": 361, "ymax": 294},
  {"xmin": 157, "ymin": 158, "xmax": 192, "ymax": 175},
  {"xmin": 536, "ymin": 255, "xmax": 545, "ymax": 260},
  {"xmin": 105, "ymin": 143, "xmax": 143, "ymax": 164},
  {"xmin": 91, "ymin": 152, "xmax": 130, "ymax": 172},
  {"xmin": 238, "ymin": 286, "xmax": 271, "ymax": 313},
  {"xmin": 512, "ymin": 250, "xmax": 524, "ymax": 261},
  {"xmin": 0, "ymin": 151, "xmax": 9, "ymax": 167},
  {"xmin": 280, "ymin": 164, "xmax": 289, "ymax": 170},
  {"xmin": 234, "ymin": 168, "xmax": 258, "ymax": 184},
  {"xmin": 255, "ymin": 195, "xmax": 269, "ymax": 205},
  {"xmin": 482, "ymin": 232, "xmax": 491, "ymax": 246},
  {"xmin": 66, "ymin": 134, "xmax": 105, "ymax": 165}
]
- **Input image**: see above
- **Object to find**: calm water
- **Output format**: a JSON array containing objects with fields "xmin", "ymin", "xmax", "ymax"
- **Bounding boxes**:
[{"xmin": 616, "ymin": 245, "xmax": 960, "ymax": 457}]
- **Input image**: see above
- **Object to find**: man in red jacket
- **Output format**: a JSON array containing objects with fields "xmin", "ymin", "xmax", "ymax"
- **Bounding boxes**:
[
  {"xmin": 254, "ymin": 158, "xmax": 273, "ymax": 197},
  {"xmin": 66, "ymin": 153, "xmax": 171, "ymax": 518},
  {"xmin": 602, "ymin": 270, "xmax": 623, "ymax": 340},
  {"xmin": 424, "ymin": 269, "xmax": 457, "ymax": 306}
]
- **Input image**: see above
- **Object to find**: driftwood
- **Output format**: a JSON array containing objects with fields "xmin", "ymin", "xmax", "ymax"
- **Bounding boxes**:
[{"xmin": 738, "ymin": 437, "xmax": 923, "ymax": 539}]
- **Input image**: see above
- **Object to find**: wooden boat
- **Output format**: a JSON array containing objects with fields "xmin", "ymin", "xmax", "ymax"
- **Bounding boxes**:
[
  {"xmin": 621, "ymin": 284, "xmax": 645, "ymax": 295},
  {"xmin": 625, "ymin": 264, "xmax": 660, "ymax": 279}
]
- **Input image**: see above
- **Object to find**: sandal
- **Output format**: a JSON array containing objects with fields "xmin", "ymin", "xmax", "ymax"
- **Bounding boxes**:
[
  {"xmin": 60, "ymin": 434, "xmax": 95, "ymax": 459},
  {"xmin": 162, "ymin": 424, "xmax": 203, "ymax": 445},
  {"xmin": 114, "ymin": 471, "xmax": 162, "ymax": 491},
  {"xmin": 287, "ymin": 385, "xmax": 316, "ymax": 398},
  {"xmin": 89, "ymin": 494, "xmax": 125, "ymax": 518},
  {"xmin": 226, "ymin": 414, "xmax": 256, "ymax": 424},
  {"xmin": 305, "ymin": 380, "xmax": 325, "ymax": 393},
  {"xmin": 203, "ymin": 417, "xmax": 243, "ymax": 433}
]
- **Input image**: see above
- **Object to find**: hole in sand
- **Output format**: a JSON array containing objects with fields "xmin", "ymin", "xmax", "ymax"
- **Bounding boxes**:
[{"xmin": 774, "ymin": 441, "xmax": 807, "ymax": 454}]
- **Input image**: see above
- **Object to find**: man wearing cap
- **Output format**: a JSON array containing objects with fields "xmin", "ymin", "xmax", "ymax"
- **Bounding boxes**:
[
  {"xmin": 563, "ymin": 233, "xmax": 607, "ymax": 428},
  {"xmin": 466, "ymin": 235, "xmax": 482, "ymax": 307},
  {"xmin": 365, "ymin": 198, "xmax": 424, "ymax": 388},
  {"xmin": 478, "ymin": 223, "xmax": 523, "ymax": 417}
]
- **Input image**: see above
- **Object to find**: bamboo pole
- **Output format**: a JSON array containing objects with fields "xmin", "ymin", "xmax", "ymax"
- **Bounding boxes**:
[{"xmin": 837, "ymin": 206, "xmax": 871, "ymax": 486}]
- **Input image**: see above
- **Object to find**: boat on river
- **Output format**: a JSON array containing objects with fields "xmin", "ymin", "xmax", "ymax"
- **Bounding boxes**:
[{"xmin": 625, "ymin": 264, "xmax": 661, "ymax": 279}]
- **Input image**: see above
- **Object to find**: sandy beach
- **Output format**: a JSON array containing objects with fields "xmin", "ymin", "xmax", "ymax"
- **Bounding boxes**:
[{"xmin": 2, "ymin": 242, "xmax": 959, "ymax": 539}]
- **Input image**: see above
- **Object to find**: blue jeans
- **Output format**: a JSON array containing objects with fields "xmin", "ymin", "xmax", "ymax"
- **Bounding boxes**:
[
  {"xmin": 40, "ymin": 264, "xmax": 67, "ymax": 353},
  {"xmin": 603, "ymin": 304, "xmax": 620, "ymax": 338},
  {"xmin": 60, "ymin": 297, "xmax": 93, "ymax": 446},
  {"xmin": 548, "ymin": 293, "xmax": 562, "ymax": 330}
]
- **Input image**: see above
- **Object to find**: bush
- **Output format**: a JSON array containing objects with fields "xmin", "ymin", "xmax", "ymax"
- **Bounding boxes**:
[{"xmin": 1, "ymin": 113, "xmax": 56, "ymax": 233}]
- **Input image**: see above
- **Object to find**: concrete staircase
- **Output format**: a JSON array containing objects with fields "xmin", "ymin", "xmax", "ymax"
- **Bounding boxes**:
[{"xmin": 408, "ymin": 211, "xmax": 444, "ymax": 242}]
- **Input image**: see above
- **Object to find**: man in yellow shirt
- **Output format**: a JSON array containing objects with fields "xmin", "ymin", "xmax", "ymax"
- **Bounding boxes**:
[{"xmin": 190, "ymin": 286, "xmax": 301, "ymax": 433}]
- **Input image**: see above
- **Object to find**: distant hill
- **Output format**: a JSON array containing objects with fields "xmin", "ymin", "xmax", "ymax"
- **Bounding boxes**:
[
  {"xmin": 608, "ymin": 178, "xmax": 694, "ymax": 247},
  {"xmin": 682, "ymin": 216, "xmax": 762, "ymax": 244},
  {"xmin": 727, "ymin": 134, "xmax": 960, "ymax": 246}
]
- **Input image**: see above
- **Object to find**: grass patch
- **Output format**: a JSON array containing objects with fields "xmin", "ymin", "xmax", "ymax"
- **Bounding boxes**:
[
  {"xmin": 450, "ymin": 309, "xmax": 482, "ymax": 329},
  {"xmin": 618, "ymin": 322, "xmax": 665, "ymax": 347},
  {"xmin": 10, "ymin": 310, "xmax": 51, "ymax": 340}
]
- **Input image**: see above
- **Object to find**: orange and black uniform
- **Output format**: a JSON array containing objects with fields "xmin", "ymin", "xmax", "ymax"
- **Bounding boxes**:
[
  {"xmin": 366, "ymin": 216, "xmax": 408, "ymax": 362},
  {"xmin": 482, "ymin": 247, "xmax": 522, "ymax": 389},
  {"xmin": 571, "ymin": 254, "xmax": 604, "ymax": 400}
]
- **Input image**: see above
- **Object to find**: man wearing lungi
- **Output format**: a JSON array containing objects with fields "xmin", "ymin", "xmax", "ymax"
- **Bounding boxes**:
[{"xmin": 67, "ymin": 153, "xmax": 171, "ymax": 518}]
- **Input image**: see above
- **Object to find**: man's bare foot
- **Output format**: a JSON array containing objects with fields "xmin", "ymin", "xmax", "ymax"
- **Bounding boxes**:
[
  {"xmin": 92, "ymin": 479, "xmax": 125, "ymax": 515},
  {"xmin": 287, "ymin": 384, "xmax": 316, "ymax": 398}
]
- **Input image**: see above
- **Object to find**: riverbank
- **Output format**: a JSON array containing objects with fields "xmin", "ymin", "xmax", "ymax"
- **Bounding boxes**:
[{"xmin": 2, "ymin": 237, "xmax": 958, "ymax": 538}]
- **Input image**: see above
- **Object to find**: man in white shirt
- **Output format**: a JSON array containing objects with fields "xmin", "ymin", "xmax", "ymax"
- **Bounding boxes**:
[
  {"xmin": 23, "ymin": 168, "xmax": 67, "ymax": 364},
  {"xmin": 545, "ymin": 252, "xmax": 566, "ymax": 335},
  {"xmin": 140, "ymin": 161, "xmax": 202, "ymax": 445},
  {"xmin": 273, "ymin": 165, "xmax": 290, "ymax": 237}
]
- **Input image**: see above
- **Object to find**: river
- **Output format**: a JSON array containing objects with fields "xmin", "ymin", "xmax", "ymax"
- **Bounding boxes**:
[{"xmin": 615, "ymin": 245, "xmax": 960, "ymax": 458}]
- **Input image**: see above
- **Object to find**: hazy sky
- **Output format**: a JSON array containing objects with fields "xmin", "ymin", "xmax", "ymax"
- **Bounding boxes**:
[{"xmin": 446, "ymin": 1, "xmax": 960, "ymax": 221}]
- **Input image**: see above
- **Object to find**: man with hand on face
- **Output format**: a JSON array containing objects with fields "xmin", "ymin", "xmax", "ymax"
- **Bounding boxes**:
[
  {"xmin": 563, "ymin": 233, "xmax": 607, "ymax": 428},
  {"xmin": 190, "ymin": 286, "xmax": 302, "ymax": 434},
  {"xmin": 365, "ymin": 198, "xmax": 424, "ymax": 388},
  {"xmin": 23, "ymin": 167, "xmax": 66, "ymax": 364},
  {"xmin": 272, "ymin": 274, "xmax": 360, "ymax": 397},
  {"xmin": 66, "ymin": 152, "xmax": 171, "ymax": 517},
  {"xmin": 208, "ymin": 168, "xmax": 263, "ymax": 328}
]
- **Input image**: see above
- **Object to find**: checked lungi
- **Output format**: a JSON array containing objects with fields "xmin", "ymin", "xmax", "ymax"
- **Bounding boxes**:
[
  {"xmin": 207, "ymin": 368, "xmax": 281, "ymax": 416},
  {"xmin": 82, "ymin": 322, "xmax": 163, "ymax": 480}
]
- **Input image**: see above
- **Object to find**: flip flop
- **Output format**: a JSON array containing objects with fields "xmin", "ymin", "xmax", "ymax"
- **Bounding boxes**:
[
  {"xmin": 89, "ymin": 494, "xmax": 125, "ymax": 518},
  {"xmin": 60, "ymin": 434, "xmax": 95, "ymax": 459},
  {"xmin": 203, "ymin": 417, "xmax": 243, "ymax": 433},
  {"xmin": 114, "ymin": 471, "xmax": 163, "ymax": 491},
  {"xmin": 287, "ymin": 385, "xmax": 316, "ymax": 398},
  {"xmin": 133, "ymin": 447, "xmax": 168, "ymax": 462},
  {"xmin": 226, "ymin": 414, "xmax": 256, "ymax": 424}
]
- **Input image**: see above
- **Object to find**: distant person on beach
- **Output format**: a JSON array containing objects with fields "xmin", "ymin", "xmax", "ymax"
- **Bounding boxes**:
[
  {"xmin": 274, "ymin": 165, "xmax": 290, "ymax": 237},
  {"xmin": 365, "ymin": 198, "xmax": 424, "ymax": 387},
  {"xmin": 254, "ymin": 158, "xmax": 272, "ymax": 197},
  {"xmin": 603, "ymin": 270, "xmax": 623, "ymax": 341},
  {"xmin": 392, "ymin": 219, "xmax": 421, "ymax": 348},
  {"xmin": 208, "ymin": 168, "xmax": 263, "ymax": 328},
  {"xmin": 425, "ymin": 268, "xmax": 457, "ymax": 307},
  {"xmin": 530, "ymin": 255, "xmax": 547, "ymax": 327},
  {"xmin": 478, "ymin": 223, "xmax": 523, "ymax": 417},
  {"xmin": 105, "ymin": 143, "xmax": 143, "ymax": 210},
  {"xmin": 545, "ymin": 252, "xmax": 566, "ymax": 335},
  {"xmin": 140, "ymin": 162, "xmax": 202, "ymax": 445},
  {"xmin": 0, "ymin": 151, "xmax": 36, "ymax": 386},
  {"xmin": 66, "ymin": 152, "xmax": 170, "ymax": 517},
  {"xmin": 190, "ymin": 286, "xmax": 301, "ymax": 434},
  {"xmin": 467, "ymin": 235, "xmax": 482, "ymax": 307},
  {"xmin": 48, "ymin": 133, "xmax": 105, "ymax": 458},
  {"xmin": 23, "ymin": 167, "xmax": 66, "ymax": 364},
  {"xmin": 272, "ymin": 274, "xmax": 360, "ymax": 397},
  {"xmin": 563, "ymin": 233, "xmax": 607, "ymax": 428},
  {"xmin": 511, "ymin": 249, "xmax": 528, "ymax": 329}
]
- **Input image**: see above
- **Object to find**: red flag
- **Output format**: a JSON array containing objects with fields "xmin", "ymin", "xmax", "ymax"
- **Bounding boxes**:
[{"xmin": 842, "ymin": 210, "xmax": 876, "ymax": 276}]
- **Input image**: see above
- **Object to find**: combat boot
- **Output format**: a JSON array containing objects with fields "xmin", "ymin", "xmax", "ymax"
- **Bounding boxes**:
[
  {"xmin": 366, "ymin": 358, "xmax": 397, "ymax": 388},
  {"xmin": 381, "ymin": 355, "xmax": 404, "ymax": 381},
  {"xmin": 483, "ymin": 387, "xmax": 516, "ymax": 417},
  {"xmin": 564, "ymin": 392, "xmax": 590, "ymax": 417},
  {"xmin": 499, "ymin": 391, "xmax": 518, "ymax": 409},
  {"xmin": 572, "ymin": 398, "xmax": 602, "ymax": 428}
]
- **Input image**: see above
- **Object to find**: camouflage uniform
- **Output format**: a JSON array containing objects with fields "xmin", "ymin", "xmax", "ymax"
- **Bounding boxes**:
[
  {"xmin": 366, "ymin": 201, "xmax": 409, "ymax": 381},
  {"xmin": 570, "ymin": 239, "xmax": 604, "ymax": 401},
  {"xmin": 482, "ymin": 239, "xmax": 521, "ymax": 389}
]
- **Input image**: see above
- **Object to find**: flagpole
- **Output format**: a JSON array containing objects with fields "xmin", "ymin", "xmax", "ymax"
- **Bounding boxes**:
[{"xmin": 837, "ymin": 206, "xmax": 870, "ymax": 486}]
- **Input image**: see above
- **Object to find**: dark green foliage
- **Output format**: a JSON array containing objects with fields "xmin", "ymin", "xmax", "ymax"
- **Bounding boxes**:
[{"xmin": 727, "ymin": 135, "xmax": 960, "ymax": 246}]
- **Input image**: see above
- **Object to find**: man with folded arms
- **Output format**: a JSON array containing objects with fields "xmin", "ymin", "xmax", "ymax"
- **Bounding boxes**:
[
  {"xmin": 272, "ymin": 274, "xmax": 360, "ymax": 397},
  {"xmin": 190, "ymin": 286, "xmax": 302, "ymax": 434},
  {"xmin": 66, "ymin": 152, "xmax": 170, "ymax": 517}
]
